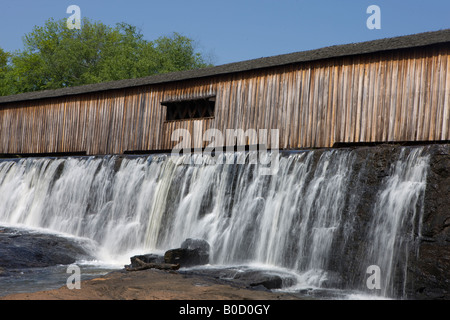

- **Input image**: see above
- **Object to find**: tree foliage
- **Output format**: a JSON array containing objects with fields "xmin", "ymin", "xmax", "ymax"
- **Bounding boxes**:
[
  {"xmin": 1, "ymin": 18, "xmax": 212, "ymax": 95},
  {"xmin": 0, "ymin": 47, "xmax": 13, "ymax": 96}
]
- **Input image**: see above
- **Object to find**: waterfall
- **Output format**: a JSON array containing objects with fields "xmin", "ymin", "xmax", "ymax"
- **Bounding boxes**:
[
  {"xmin": 0, "ymin": 147, "xmax": 430, "ymax": 298},
  {"xmin": 364, "ymin": 148, "xmax": 429, "ymax": 298}
]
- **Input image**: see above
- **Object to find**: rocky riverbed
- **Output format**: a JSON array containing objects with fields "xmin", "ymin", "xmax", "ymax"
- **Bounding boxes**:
[
  {"xmin": 0, "ymin": 228, "xmax": 302, "ymax": 300},
  {"xmin": 0, "ymin": 267, "xmax": 305, "ymax": 300}
]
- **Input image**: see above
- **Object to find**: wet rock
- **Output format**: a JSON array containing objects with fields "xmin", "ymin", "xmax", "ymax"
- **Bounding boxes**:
[
  {"xmin": 181, "ymin": 238, "xmax": 210, "ymax": 253},
  {"xmin": 319, "ymin": 144, "xmax": 450, "ymax": 299},
  {"xmin": 233, "ymin": 271, "xmax": 283, "ymax": 289},
  {"xmin": 164, "ymin": 239, "xmax": 210, "ymax": 267},
  {"xmin": 405, "ymin": 144, "xmax": 450, "ymax": 300},
  {"xmin": 130, "ymin": 254, "xmax": 164, "ymax": 268},
  {"xmin": 0, "ymin": 227, "xmax": 93, "ymax": 269},
  {"xmin": 178, "ymin": 265, "xmax": 297, "ymax": 291},
  {"xmin": 232, "ymin": 270, "xmax": 297, "ymax": 290},
  {"xmin": 164, "ymin": 248, "xmax": 208, "ymax": 267}
]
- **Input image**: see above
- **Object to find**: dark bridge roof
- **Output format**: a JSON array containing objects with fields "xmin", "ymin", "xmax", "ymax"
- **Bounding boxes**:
[{"xmin": 1, "ymin": 28, "xmax": 449, "ymax": 104}]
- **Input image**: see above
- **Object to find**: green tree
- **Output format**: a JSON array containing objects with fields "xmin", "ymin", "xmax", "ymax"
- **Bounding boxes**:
[
  {"xmin": 0, "ymin": 47, "xmax": 13, "ymax": 96},
  {"xmin": 153, "ymin": 32, "xmax": 210, "ymax": 74},
  {"xmin": 0, "ymin": 48, "xmax": 8, "ymax": 69},
  {"xmin": 3, "ymin": 18, "xmax": 212, "ymax": 95}
]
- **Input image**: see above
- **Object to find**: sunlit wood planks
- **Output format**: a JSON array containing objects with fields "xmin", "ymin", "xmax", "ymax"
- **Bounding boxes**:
[{"xmin": 0, "ymin": 44, "xmax": 448, "ymax": 155}]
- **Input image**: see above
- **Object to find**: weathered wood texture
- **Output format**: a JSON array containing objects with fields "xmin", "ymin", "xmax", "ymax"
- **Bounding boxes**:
[{"xmin": 0, "ymin": 45, "xmax": 449, "ymax": 155}]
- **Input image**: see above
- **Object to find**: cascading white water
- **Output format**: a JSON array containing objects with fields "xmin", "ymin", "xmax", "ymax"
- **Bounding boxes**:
[
  {"xmin": 0, "ymin": 147, "xmax": 430, "ymax": 298},
  {"xmin": 364, "ymin": 148, "xmax": 429, "ymax": 298}
]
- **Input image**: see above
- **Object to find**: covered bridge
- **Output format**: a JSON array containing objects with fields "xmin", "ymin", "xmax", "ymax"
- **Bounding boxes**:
[{"xmin": 0, "ymin": 29, "xmax": 449, "ymax": 156}]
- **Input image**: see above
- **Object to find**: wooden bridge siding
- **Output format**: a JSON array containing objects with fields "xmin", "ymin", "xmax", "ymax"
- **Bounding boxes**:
[
  {"xmin": 159, "ymin": 80, "xmax": 217, "ymax": 150},
  {"xmin": 288, "ymin": 45, "xmax": 450, "ymax": 147},
  {"xmin": 152, "ymin": 45, "xmax": 449, "ymax": 151},
  {"xmin": 208, "ymin": 45, "xmax": 450, "ymax": 149},
  {"xmin": 0, "ymin": 45, "xmax": 448, "ymax": 155}
]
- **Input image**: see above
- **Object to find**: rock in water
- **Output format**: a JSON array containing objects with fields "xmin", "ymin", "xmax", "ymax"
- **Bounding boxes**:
[
  {"xmin": 232, "ymin": 270, "xmax": 297, "ymax": 290},
  {"xmin": 0, "ymin": 227, "xmax": 93, "ymax": 269},
  {"xmin": 129, "ymin": 254, "xmax": 164, "ymax": 268},
  {"xmin": 164, "ymin": 239, "xmax": 210, "ymax": 267},
  {"xmin": 164, "ymin": 248, "xmax": 209, "ymax": 267},
  {"xmin": 181, "ymin": 238, "xmax": 210, "ymax": 253}
]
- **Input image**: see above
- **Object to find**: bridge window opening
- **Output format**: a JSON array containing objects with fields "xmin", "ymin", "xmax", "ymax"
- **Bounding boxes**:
[{"xmin": 163, "ymin": 96, "xmax": 215, "ymax": 121}]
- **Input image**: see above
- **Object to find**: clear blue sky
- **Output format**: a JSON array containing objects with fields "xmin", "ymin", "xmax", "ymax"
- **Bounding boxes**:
[{"xmin": 1, "ymin": 0, "xmax": 449, "ymax": 65}]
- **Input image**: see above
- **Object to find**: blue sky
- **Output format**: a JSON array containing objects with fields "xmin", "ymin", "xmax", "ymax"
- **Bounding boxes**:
[{"xmin": 1, "ymin": 0, "xmax": 449, "ymax": 65}]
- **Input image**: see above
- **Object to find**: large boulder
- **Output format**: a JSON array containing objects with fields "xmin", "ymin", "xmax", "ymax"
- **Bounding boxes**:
[
  {"xmin": 164, "ymin": 238, "xmax": 210, "ymax": 267},
  {"xmin": 0, "ymin": 227, "xmax": 94, "ymax": 269},
  {"xmin": 181, "ymin": 238, "xmax": 210, "ymax": 253}
]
